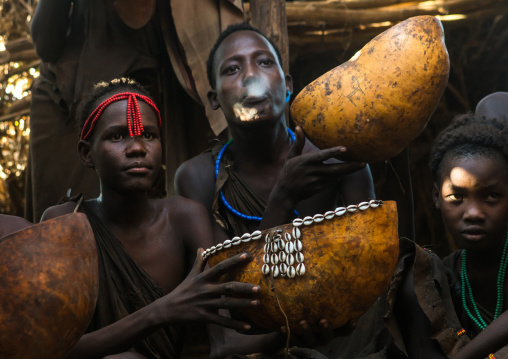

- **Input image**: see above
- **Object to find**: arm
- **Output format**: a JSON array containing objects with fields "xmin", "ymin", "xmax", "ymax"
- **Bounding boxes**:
[
  {"xmin": 177, "ymin": 196, "xmax": 216, "ymax": 266},
  {"xmin": 339, "ymin": 164, "xmax": 375, "ymax": 205},
  {"xmin": 66, "ymin": 251, "xmax": 260, "ymax": 359},
  {"xmin": 174, "ymin": 153, "xmax": 216, "ymax": 211},
  {"xmin": 0, "ymin": 214, "xmax": 32, "ymax": 237},
  {"xmin": 453, "ymin": 312, "xmax": 508, "ymax": 359},
  {"xmin": 382, "ymin": 148, "xmax": 415, "ymax": 240},
  {"xmin": 175, "ymin": 153, "xmax": 229, "ymax": 245},
  {"xmin": 31, "ymin": 0, "xmax": 73, "ymax": 62}
]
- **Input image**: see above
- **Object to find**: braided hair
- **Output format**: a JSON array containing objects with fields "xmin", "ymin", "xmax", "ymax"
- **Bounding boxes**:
[
  {"xmin": 429, "ymin": 112, "xmax": 508, "ymax": 181},
  {"xmin": 76, "ymin": 78, "xmax": 153, "ymax": 138},
  {"xmin": 206, "ymin": 23, "xmax": 284, "ymax": 89}
]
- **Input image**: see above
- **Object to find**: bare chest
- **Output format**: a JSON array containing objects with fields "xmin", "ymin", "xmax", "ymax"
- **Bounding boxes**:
[{"xmin": 116, "ymin": 227, "xmax": 187, "ymax": 294}]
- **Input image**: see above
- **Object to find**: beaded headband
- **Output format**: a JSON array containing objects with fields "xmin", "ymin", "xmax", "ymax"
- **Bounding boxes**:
[{"xmin": 80, "ymin": 92, "xmax": 162, "ymax": 141}]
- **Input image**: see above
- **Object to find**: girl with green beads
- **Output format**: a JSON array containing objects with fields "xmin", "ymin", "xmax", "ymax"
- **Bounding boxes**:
[
  {"xmin": 384, "ymin": 112, "xmax": 508, "ymax": 359},
  {"xmin": 429, "ymin": 112, "xmax": 508, "ymax": 358}
]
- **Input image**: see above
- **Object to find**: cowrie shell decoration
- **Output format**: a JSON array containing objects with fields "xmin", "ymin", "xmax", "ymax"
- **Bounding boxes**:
[{"xmin": 201, "ymin": 201, "xmax": 384, "ymax": 279}]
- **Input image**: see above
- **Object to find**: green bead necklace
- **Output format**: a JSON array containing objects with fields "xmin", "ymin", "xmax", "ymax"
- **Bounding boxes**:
[{"xmin": 461, "ymin": 229, "xmax": 508, "ymax": 330}]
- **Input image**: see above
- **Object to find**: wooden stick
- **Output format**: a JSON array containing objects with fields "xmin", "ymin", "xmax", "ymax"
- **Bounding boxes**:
[{"xmin": 248, "ymin": 0, "xmax": 290, "ymax": 74}]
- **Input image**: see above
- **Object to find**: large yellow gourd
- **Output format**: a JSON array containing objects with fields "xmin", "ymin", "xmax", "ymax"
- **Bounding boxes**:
[
  {"xmin": 290, "ymin": 16, "xmax": 450, "ymax": 162},
  {"xmin": 206, "ymin": 200, "xmax": 398, "ymax": 334}
]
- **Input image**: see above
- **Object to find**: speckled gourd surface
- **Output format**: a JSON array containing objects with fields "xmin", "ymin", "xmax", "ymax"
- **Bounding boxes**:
[
  {"xmin": 290, "ymin": 15, "xmax": 450, "ymax": 163},
  {"xmin": 0, "ymin": 213, "xmax": 98, "ymax": 359},
  {"xmin": 207, "ymin": 200, "xmax": 399, "ymax": 334}
]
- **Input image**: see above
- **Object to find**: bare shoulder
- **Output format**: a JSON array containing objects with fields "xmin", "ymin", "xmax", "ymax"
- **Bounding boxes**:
[
  {"xmin": 174, "ymin": 151, "xmax": 216, "ymax": 208},
  {"xmin": 156, "ymin": 196, "xmax": 214, "ymax": 250},
  {"xmin": 41, "ymin": 202, "xmax": 80, "ymax": 222},
  {"xmin": 157, "ymin": 196, "xmax": 209, "ymax": 222},
  {"xmin": 0, "ymin": 214, "xmax": 32, "ymax": 238},
  {"xmin": 175, "ymin": 152, "xmax": 215, "ymax": 188}
]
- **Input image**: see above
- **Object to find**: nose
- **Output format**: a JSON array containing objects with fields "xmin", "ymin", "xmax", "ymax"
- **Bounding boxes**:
[
  {"xmin": 463, "ymin": 201, "xmax": 486, "ymax": 223},
  {"xmin": 125, "ymin": 136, "xmax": 147, "ymax": 157},
  {"xmin": 243, "ymin": 61, "xmax": 259, "ymax": 86}
]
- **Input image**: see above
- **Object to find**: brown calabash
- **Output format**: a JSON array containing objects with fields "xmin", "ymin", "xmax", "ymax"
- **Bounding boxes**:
[
  {"xmin": 207, "ymin": 201, "xmax": 399, "ymax": 334},
  {"xmin": 0, "ymin": 213, "xmax": 98, "ymax": 359},
  {"xmin": 290, "ymin": 15, "xmax": 450, "ymax": 162}
]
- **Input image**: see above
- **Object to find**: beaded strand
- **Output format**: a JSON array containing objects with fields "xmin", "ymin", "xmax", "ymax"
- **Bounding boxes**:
[
  {"xmin": 215, "ymin": 128, "xmax": 296, "ymax": 221},
  {"xmin": 461, "ymin": 227, "xmax": 508, "ymax": 331},
  {"xmin": 80, "ymin": 92, "xmax": 161, "ymax": 141}
]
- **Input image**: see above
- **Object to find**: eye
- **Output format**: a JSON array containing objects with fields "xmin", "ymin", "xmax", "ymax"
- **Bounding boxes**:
[
  {"xmin": 486, "ymin": 193, "xmax": 501, "ymax": 202},
  {"xmin": 142, "ymin": 132, "xmax": 157, "ymax": 140},
  {"xmin": 110, "ymin": 133, "xmax": 124, "ymax": 141},
  {"xmin": 259, "ymin": 58, "xmax": 275, "ymax": 66},
  {"xmin": 446, "ymin": 193, "xmax": 463, "ymax": 202},
  {"xmin": 223, "ymin": 65, "xmax": 239, "ymax": 75}
]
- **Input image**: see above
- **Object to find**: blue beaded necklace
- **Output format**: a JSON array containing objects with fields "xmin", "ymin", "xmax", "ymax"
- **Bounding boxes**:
[
  {"xmin": 215, "ymin": 127, "xmax": 296, "ymax": 221},
  {"xmin": 461, "ymin": 228, "xmax": 508, "ymax": 330}
]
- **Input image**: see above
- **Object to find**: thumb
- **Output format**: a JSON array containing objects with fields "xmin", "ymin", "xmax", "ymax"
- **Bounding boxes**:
[{"xmin": 287, "ymin": 126, "xmax": 306, "ymax": 159}]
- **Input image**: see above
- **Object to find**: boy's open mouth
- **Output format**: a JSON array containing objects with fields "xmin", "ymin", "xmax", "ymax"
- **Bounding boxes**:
[{"xmin": 233, "ymin": 103, "xmax": 259, "ymax": 122}]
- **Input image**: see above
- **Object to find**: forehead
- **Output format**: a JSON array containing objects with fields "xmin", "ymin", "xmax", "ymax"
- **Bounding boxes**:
[
  {"xmin": 94, "ymin": 100, "xmax": 158, "ymax": 129},
  {"xmin": 440, "ymin": 153, "xmax": 508, "ymax": 188},
  {"xmin": 214, "ymin": 30, "xmax": 277, "ymax": 65}
]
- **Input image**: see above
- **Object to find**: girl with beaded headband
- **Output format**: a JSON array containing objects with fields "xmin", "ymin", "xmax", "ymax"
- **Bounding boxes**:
[{"xmin": 41, "ymin": 78, "xmax": 261, "ymax": 359}]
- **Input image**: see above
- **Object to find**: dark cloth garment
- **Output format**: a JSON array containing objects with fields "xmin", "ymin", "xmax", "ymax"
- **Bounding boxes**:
[
  {"xmin": 169, "ymin": 0, "xmax": 243, "ymax": 136},
  {"xmin": 384, "ymin": 238, "xmax": 470, "ymax": 358},
  {"xmin": 43, "ymin": 0, "xmax": 161, "ymax": 117},
  {"xmin": 313, "ymin": 239, "xmax": 415, "ymax": 359},
  {"xmin": 443, "ymin": 250, "xmax": 508, "ymax": 357},
  {"xmin": 27, "ymin": 0, "xmax": 162, "ymax": 222},
  {"xmin": 227, "ymin": 348, "xmax": 330, "ymax": 359},
  {"xmin": 319, "ymin": 238, "xmax": 469, "ymax": 359},
  {"xmin": 316, "ymin": 295, "xmax": 402, "ymax": 359},
  {"xmin": 80, "ymin": 201, "xmax": 183, "ymax": 358},
  {"xmin": 211, "ymin": 143, "xmax": 267, "ymax": 238}
]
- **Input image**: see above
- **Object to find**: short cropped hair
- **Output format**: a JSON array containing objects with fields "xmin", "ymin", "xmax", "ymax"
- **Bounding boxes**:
[
  {"xmin": 206, "ymin": 23, "xmax": 284, "ymax": 89},
  {"xmin": 429, "ymin": 112, "xmax": 508, "ymax": 180}
]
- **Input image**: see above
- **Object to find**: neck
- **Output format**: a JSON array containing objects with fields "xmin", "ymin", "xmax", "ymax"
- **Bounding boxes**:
[
  {"xmin": 95, "ymin": 189, "xmax": 153, "ymax": 227},
  {"xmin": 466, "ymin": 234, "xmax": 507, "ymax": 271},
  {"xmin": 228, "ymin": 119, "xmax": 292, "ymax": 164}
]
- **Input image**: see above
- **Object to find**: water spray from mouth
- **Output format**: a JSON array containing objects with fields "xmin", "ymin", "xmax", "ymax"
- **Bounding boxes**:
[
  {"xmin": 233, "ymin": 78, "xmax": 269, "ymax": 122},
  {"xmin": 233, "ymin": 104, "xmax": 259, "ymax": 122}
]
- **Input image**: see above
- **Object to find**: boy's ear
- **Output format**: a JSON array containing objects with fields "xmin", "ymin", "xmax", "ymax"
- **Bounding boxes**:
[
  {"xmin": 207, "ymin": 89, "xmax": 220, "ymax": 110},
  {"xmin": 285, "ymin": 74, "xmax": 293, "ymax": 95},
  {"xmin": 432, "ymin": 183, "xmax": 440, "ymax": 209},
  {"xmin": 78, "ymin": 140, "xmax": 94, "ymax": 168}
]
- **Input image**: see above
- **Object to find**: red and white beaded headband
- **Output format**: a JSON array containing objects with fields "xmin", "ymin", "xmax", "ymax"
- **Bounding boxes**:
[{"xmin": 80, "ymin": 92, "xmax": 162, "ymax": 141}]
